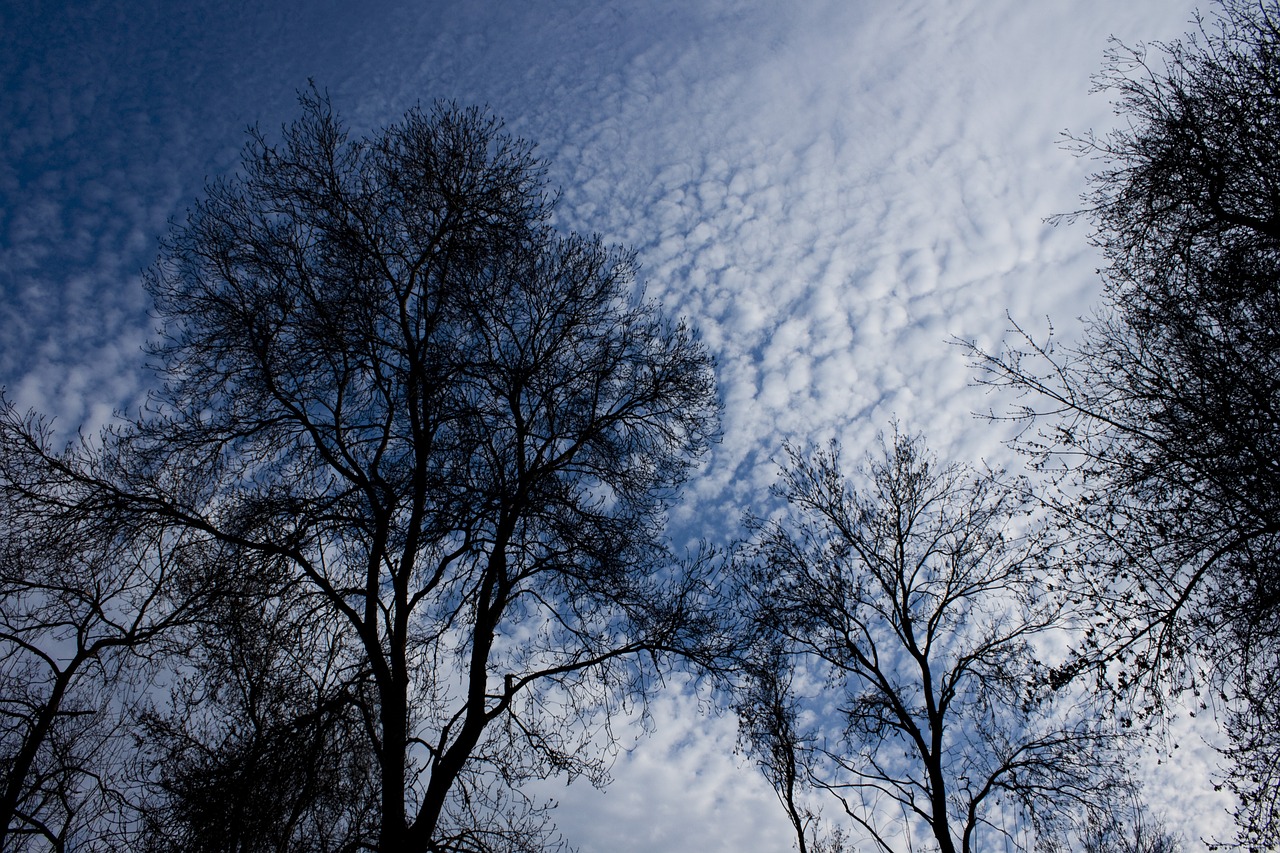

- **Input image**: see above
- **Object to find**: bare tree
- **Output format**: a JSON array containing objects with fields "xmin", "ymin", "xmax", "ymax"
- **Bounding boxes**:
[
  {"xmin": 736, "ymin": 643, "xmax": 816, "ymax": 853},
  {"xmin": 962, "ymin": 3, "xmax": 1280, "ymax": 846},
  {"xmin": 1079, "ymin": 784, "xmax": 1184, "ymax": 853},
  {"xmin": 0, "ymin": 409, "xmax": 216, "ymax": 852},
  {"xmin": 1, "ymin": 89, "xmax": 722, "ymax": 852},
  {"xmin": 737, "ymin": 432, "xmax": 1127, "ymax": 853}
]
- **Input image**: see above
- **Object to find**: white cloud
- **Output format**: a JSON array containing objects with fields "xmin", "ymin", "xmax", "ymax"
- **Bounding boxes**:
[{"xmin": 527, "ymin": 686, "xmax": 796, "ymax": 853}]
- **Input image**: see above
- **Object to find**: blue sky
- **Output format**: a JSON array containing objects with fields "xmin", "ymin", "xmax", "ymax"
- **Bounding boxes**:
[{"xmin": 2, "ymin": 1, "xmax": 1234, "ymax": 848}]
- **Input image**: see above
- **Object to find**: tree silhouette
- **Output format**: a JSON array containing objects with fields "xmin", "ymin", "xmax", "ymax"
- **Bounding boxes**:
[
  {"xmin": 963, "ymin": 2, "xmax": 1280, "ymax": 846},
  {"xmin": 1, "ymin": 88, "xmax": 723, "ymax": 852},
  {"xmin": 736, "ymin": 432, "xmax": 1127, "ymax": 853},
  {"xmin": 0, "ymin": 410, "xmax": 219, "ymax": 852}
]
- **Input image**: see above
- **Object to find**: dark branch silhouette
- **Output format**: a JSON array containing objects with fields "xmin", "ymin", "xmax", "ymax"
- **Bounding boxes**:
[
  {"xmin": 736, "ymin": 432, "xmax": 1129, "ymax": 853},
  {"xmin": 961, "ymin": 3, "xmax": 1280, "ymax": 847},
  {"xmin": 2, "ymin": 88, "xmax": 723, "ymax": 853}
]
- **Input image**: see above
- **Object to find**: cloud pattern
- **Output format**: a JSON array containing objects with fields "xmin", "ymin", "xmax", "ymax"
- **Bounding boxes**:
[{"xmin": 1, "ymin": 0, "xmax": 1234, "ymax": 847}]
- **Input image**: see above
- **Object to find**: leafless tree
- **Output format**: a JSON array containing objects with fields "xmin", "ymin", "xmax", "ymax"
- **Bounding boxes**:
[
  {"xmin": 1, "ymin": 88, "xmax": 722, "ymax": 852},
  {"xmin": 737, "ymin": 432, "xmax": 1128, "ymax": 853},
  {"xmin": 962, "ymin": 3, "xmax": 1280, "ymax": 846},
  {"xmin": 134, "ymin": 557, "xmax": 379, "ymax": 853},
  {"xmin": 1079, "ymin": 784, "xmax": 1184, "ymax": 853},
  {"xmin": 0, "ymin": 410, "xmax": 217, "ymax": 851}
]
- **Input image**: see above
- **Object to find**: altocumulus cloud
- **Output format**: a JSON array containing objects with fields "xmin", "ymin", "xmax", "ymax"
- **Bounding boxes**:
[{"xmin": 1, "ymin": 0, "xmax": 1233, "ymax": 848}]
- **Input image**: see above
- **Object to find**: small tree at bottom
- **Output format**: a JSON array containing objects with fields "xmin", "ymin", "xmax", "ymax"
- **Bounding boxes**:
[{"xmin": 737, "ymin": 431, "xmax": 1134, "ymax": 853}]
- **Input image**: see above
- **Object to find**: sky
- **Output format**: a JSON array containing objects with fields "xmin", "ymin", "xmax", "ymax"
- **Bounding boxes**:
[{"xmin": 1, "ymin": 0, "xmax": 1238, "ymax": 849}]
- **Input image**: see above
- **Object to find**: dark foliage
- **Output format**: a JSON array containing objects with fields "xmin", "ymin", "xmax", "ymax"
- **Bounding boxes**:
[{"xmin": 135, "ymin": 568, "xmax": 379, "ymax": 853}]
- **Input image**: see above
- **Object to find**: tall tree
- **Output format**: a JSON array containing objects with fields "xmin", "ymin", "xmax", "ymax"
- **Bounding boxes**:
[
  {"xmin": 964, "ymin": 2, "xmax": 1280, "ymax": 845},
  {"xmin": 736, "ymin": 432, "xmax": 1127, "ymax": 853},
  {"xmin": 1, "ymin": 89, "xmax": 722, "ymax": 852}
]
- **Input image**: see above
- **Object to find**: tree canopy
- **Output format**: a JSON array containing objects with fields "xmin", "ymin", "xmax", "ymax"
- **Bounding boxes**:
[{"xmin": 1, "ymin": 89, "xmax": 723, "ymax": 852}]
